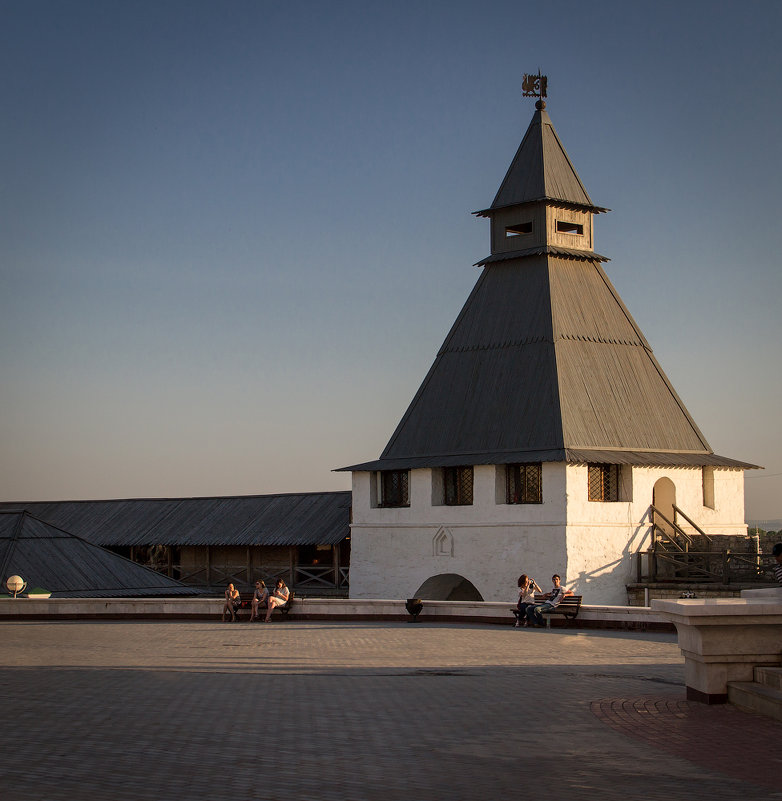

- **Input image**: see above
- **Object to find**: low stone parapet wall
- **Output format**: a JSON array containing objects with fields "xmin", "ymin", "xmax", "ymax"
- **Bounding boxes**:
[{"xmin": 0, "ymin": 596, "xmax": 672, "ymax": 629}]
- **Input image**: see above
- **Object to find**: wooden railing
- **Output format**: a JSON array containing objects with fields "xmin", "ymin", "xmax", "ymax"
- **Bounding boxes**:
[
  {"xmin": 673, "ymin": 505, "xmax": 713, "ymax": 544},
  {"xmin": 144, "ymin": 561, "xmax": 349, "ymax": 592},
  {"xmin": 649, "ymin": 504, "xmax": 693, "ymax": 551},
  {"xmin": 636, "ymin": 550, "xmax": 776, "ymax": 584}
]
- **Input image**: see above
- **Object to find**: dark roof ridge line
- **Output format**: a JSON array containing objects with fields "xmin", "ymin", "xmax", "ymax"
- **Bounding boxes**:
[
  {"xmin": 591, "ymin": 261, "xmax": 712, "ymax": 452},
  {"xmin": 489, "ymin": 109, "xmax": 539, "ymax": 209},
  {"xmin": 0, "ymin": 509, "xmax": 26, "ymax": 581},
  {"xmin": 0, "ymin": 510, "xmax": 190, "ymax": 587},
  {"xmin": 547, "ymin": 258, "xmax": 567, "ymax": 451},
  {"xmin": 441, "ymin": 336, "xmax": 551, "ymax": 354},
  {"xmin": 567, "ymin": 445, "xmax": 712, "ymax": 455},
  {"xmin": 543, "ymin": 111, "xmax": 595, "ymax": 206},
  {"xmin": 0, "ymin": 490, "xmax": 352, "ymax": 505},
  {"xmin": 438, "ymin": 333, "xmax": 646, "ymax": 355},
  {"xmin": 554, "ymin": 333, "xmax": 646, "ymax": 346},
  {"xmin": 475, "ymin": 248, "xmax": 610, "ymax": 266},
  {"xmin": 473, "ymin": 198, "xmax": 610, "ymax": 216},
  {"xmin": 380, "ymin": 267, "xmax": 492, "ymax": 457}
]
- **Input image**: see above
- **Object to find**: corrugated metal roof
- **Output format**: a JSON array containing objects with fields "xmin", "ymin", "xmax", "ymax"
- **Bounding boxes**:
[
  {"xmin": 0, "ymin": 492, "xmax": 351, "ymax": 548},
  {"xmin": 0, "ymin": 512, "xmax": 198, "ymax": 597},
  {"xmin": 339, "ymin": 450, "xmax": 756, "ymax": 472},
  {"xmin": 338, "ymin": 253, "xmax": 756, "ymax": 472}
]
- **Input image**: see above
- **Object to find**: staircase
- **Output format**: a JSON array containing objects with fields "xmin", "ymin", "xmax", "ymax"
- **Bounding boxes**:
[{"xmin": 727, "ymin": 666, "xmax": 782, "ymax": 722}]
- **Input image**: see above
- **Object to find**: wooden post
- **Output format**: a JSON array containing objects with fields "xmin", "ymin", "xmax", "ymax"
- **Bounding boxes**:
[
  {"xmin": 246, "ymin": 546, "xmax": 251, "ymax": 585},
  {"xmin": 289, "ymin": 547, "xmax": 295, "ymax": 589},
  {"xmin": 333, "ymin": 544, "xmax": 339, "ymax": 589},
  {"xmin": 206, "ymin": 546, "xmax": 211, "ymax": 588},
  {"xmin": 167, "ymin": 546, "xmax": 173, "ymax": 578}
]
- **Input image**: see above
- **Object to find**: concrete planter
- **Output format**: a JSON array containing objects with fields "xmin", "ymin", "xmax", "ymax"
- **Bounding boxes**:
[{"xmin": 652, "ymin": 597, "xmax": 782, "ymax": 703}]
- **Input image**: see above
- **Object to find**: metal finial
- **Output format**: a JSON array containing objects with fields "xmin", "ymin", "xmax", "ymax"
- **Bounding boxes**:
[{"xmin": 522, "ymin": 71, "xmax": 548, "ymax": 101}]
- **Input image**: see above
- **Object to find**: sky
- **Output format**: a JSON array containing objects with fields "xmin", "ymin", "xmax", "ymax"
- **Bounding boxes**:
[{"xmin": 1, "ymin": 0, "xmax": 780, "ymax": 520}]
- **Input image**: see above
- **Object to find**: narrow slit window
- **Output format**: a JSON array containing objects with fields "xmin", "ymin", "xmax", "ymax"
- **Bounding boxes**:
[
  {"xmin": 556, "ymin": 220, "xmax": 583, "ymax": 235},
  {"xmin": 505, "ymin": 221, "xmax": 533, "ymax": 238}
]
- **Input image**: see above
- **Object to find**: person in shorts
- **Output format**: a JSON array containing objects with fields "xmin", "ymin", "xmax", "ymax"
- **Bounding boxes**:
[{"xmin": 222, "ymin": 583, "xmax": 241, "ymax": 622}]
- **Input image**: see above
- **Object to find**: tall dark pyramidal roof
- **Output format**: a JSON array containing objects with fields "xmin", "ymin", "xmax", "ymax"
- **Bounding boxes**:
[{"xmin": 341, "ymin": 102, "xmax": 752, "ymax": 472}]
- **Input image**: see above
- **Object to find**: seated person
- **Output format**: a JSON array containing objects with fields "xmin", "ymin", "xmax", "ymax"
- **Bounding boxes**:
[
  {"xmin": 513, "ymin": 574, "xmax": 541, "ymax": 627},
  {"xmin": 249, "ymin": 580, "xmax": 269, "ymax": 622},
  {"xmin": 222, "ymin": 583, "xmax": 241, "ymax": 622},
  {"xmin": 526, "ymin": 574, "xmax": 573, "ymax": 627},
  {"xmin": 264, "ymin": 578, "xmax": 291, "ymax": 622}
]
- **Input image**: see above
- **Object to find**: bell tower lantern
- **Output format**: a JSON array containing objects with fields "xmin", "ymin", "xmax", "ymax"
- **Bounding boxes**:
[{"xmin": 474, "ymin": 78, "xmax": 608, "ymax": 259}]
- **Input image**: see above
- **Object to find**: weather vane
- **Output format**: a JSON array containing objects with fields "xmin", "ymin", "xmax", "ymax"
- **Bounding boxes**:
[{"xmin": 522, "ymin": 71, "xmax": 547, "ymax": 99}]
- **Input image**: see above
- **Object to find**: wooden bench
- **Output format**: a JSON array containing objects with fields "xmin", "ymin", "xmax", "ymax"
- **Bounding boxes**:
[{"xmin": 510, "ymin": 594, "xmax": 582, "ymax": 628}]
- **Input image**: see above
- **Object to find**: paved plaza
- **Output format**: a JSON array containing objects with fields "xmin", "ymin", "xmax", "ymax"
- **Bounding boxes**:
[{"xmin": 1, "ymin": 620, "xmax": 780, "ymax": 800}]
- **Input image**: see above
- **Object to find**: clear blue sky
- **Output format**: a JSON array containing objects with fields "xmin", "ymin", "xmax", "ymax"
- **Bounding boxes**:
[{"xmin": 1, "ymin": 1, "xmax": 780, "ymax": 519}]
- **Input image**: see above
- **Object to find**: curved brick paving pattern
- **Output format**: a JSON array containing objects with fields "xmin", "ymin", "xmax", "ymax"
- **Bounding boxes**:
[
  {"xmin": 0, "ymin": 621, "xmax": 779, "ymax": 800},
  {"xmin": 592, "ymin": 696, "xmax": 782, "ymax": 792}
]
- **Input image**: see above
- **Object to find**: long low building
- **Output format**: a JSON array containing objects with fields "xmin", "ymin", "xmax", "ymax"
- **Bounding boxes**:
[{"xmin": 0, "ymin": 491, "xmax": 352, "ymax": 595}]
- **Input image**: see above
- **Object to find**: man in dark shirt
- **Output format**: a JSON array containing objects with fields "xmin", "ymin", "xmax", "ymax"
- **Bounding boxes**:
[{"xmin": 526, "ymin": 574, "xmax": 573, "ymax": 627}]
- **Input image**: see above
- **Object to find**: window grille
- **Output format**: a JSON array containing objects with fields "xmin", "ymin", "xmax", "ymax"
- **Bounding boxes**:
[
  {"xmin": 380, "ymin": 470, "xmax": 409, "ymax": 507},
  {"xmin": 588, "ymin": 464, "xmax": 620, "ymax": 502},
  {"xmin": 444, "ymin": 466, "xmax": 473, "ymax": 506},
  {"xmin": 506, "ymin": 463, "xmax": 542, "ymax": 504}
]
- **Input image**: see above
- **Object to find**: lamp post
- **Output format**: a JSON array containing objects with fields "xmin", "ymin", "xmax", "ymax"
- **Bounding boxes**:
[{"xmin": 5, "ymin": 575, "xmax": 27, "ymax": 598}]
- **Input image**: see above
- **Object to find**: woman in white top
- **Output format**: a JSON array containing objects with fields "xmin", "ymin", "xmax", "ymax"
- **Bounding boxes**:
[
  {"xmin": 515, "ymin": 574, "xmax": 541, "ymax": 627},
  {"xmin": 264, "ymin": 579, "xmax": 290, "ymax": 622}
]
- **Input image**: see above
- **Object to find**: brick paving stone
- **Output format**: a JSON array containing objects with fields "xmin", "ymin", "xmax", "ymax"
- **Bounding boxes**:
[
  {"xmin": 591, "ymin": 696, "xmax": 782, "ymax": 791},
  {"xmin": 0, "ymin": 620, "xmax": 779, "ymax": 800}
]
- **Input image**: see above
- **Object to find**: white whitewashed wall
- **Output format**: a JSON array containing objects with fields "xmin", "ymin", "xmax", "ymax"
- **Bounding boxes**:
[{"xmin": 349, "ymin": 464, "xmax": 747, "ymax": 605}]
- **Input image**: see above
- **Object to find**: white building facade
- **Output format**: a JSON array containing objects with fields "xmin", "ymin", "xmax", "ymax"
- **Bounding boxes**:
[{"xmin": 349, "ymin": 464, "xmax": 746, "ymax": 604}]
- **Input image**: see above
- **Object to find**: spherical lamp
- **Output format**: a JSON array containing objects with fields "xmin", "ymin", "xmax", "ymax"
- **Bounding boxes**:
[{"xmin": 5, "ymin": 575, "xmax": 27, "ymax": 598}]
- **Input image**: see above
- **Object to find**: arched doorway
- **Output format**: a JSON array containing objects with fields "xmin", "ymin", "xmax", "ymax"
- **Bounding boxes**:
[
  {"xmin": 413, "ymin": 573, "xmax": 483, "ymax": 601},
  {"xmin": 652, "ymin": 477, "xmax": 676, "ymax": 535}
]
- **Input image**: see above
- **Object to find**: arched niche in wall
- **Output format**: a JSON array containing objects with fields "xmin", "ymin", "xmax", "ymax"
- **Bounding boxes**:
[
  {"xmin": 652, "ymin": 477, "xmax": 676, "ymax": 535},
  {"xmin": 413, "ymin": 573, "xmax": 483, "ymax": 601}
]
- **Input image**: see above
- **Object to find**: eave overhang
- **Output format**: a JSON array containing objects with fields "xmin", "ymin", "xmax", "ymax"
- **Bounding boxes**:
[
  {"xmin": 473, "ymin": 198, "xmax": 611, "ymax": 217},
  {"xmin": 336, "ymin": 450, "xmax": 760, "ymax": 472},
  {"xmin": 474, "ymin": 246, "xmax": 610, "ymax": 266}
]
